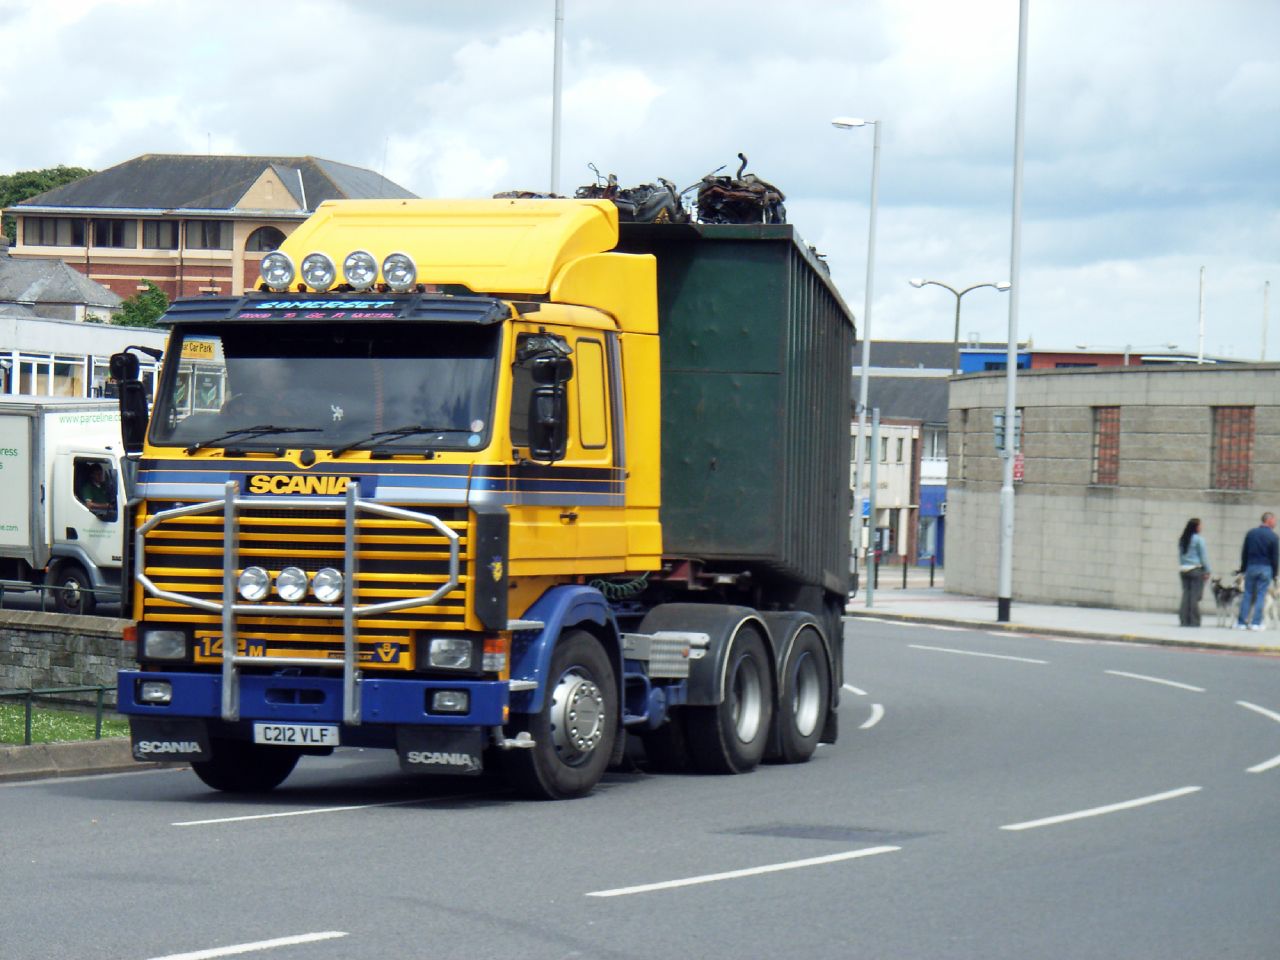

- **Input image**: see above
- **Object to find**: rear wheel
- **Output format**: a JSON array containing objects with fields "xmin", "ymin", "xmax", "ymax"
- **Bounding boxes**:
[
  {"xmin": 773, "ymin": 625, "xmax": 830, "ymax": 763},
  {"xmin": 503, "ymin": 630, "xmax": 617, "ymax": 800},
  {"xmin": 190, "ymin": 739, "xmax": 300, "ymax": 793},
  {"xmin": 685, "ymin": 623, "xmax": 774, "ymax": 774}
]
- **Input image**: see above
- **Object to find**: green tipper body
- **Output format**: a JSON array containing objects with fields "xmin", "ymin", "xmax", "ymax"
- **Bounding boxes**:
[{"xmin": 617, "ymin": 222, "xmax": 856, "ymax": 596}]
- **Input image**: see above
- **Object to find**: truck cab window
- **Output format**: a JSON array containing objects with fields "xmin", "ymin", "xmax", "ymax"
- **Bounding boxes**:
[{"xmin": 75, "ymin": 459, "xmax": 116, "ymax": 520}]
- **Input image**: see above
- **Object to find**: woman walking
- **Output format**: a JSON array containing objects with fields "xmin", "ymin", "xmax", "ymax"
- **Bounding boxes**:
[{"xmin": 1178, "ymin": 518, "xmax": 1211, "ymax": 626}]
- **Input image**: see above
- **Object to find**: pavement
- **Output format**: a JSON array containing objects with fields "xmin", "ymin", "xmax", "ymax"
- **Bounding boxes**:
[
  {"xmin": 4, "ymin": 571, "xmax": 1276, "ymax": 786},
  {"xmin": 845, "ymin": 567, "xmax": 1280, "ymax": 655}
]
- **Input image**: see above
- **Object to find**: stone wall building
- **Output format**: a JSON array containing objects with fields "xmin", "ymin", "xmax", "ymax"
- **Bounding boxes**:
[{"xmin": 946, "ymin": 363, "xmax": 1280, "ymax": 612}]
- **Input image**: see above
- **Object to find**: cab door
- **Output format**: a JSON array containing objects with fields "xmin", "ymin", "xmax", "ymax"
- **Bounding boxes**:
[{"xmin": 504, "ymin": 323, "xmax": 625, "ymax": 577}]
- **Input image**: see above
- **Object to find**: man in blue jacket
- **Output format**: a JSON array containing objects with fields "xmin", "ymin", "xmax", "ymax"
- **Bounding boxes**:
[{"xmin": 1236, "ymin": 511, "xmax": 1279, "ymax": 630}]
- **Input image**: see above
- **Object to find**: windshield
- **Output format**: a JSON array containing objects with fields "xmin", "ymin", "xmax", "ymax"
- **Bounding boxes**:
[{"xmin": 150, "ymin": 321, "xmax": 500, "ymax": 452}]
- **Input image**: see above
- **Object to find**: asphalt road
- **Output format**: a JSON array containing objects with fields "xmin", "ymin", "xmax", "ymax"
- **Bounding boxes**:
[{"xmin": 3, "ymin": 618, "xmax": 1278, "ymax": 960}]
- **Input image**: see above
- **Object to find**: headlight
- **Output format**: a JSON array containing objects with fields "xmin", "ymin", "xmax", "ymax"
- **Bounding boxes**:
[
  {"xmin": 343, "ymin": 250, "xmax": 378, "ymax": 290},
  {"xmin": 237, "ymin": 566, "xmax": 270, "ymax": 602},
  {"xmin": 260, "ymin": 252, "xmax": 295, "ymax": 291},
  {"xmin": 138, "ymin": 680, "xmax": 172, "ymax": 704},
  {"xmin": 381, "ymin": 252, "xmax": 417, "ymax": 292},
  {"xmin": 311, "ymin": 567, "xmax": 345, "ymax": 604},
  {"xmin": 430, "ymin": 690, "xmax": 470, "ymax": 714},
  {"xmin": 300, "ymin": 252, "xmax": 336, "ymax": 292},
  {"xmin": 275, "ymin": 566, "xmax": 309, "ymax": 603},
  {"xmin": 141, "ymin": 629, "xmax": 186, "ymax": 659},
  {"xmin": 429, "ymin": 636, "xmax": 473, "ymax": 670}
]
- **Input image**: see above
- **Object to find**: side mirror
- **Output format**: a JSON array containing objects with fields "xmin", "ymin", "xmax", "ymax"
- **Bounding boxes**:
[
  {"xmin": 527, "ymin": 385, "xmax": 568, "ymax": 462},
  {"xmin": 530, "ymin": 355, "xmax": 573, "ymax": 386},
  {"xmin": 111, "ymin": 352, "xmax": 150, "ymax": 456}
]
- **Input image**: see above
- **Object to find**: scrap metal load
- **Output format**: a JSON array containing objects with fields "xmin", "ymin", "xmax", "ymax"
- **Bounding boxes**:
[{"xmin": 495, "ymin": 152, "xmax": 786, "ymax": 225}]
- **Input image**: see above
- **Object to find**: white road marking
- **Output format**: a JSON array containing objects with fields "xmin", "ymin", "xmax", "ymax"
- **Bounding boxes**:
[
  {"xmin": 143, "ymin": 931, "xmax": 347, "ymax": 960},
  {"xmin": 860, "ymin": 704, "xmax": 885, "ymax": 729},
  {"xmin": 909, "ymin": 644, "xmax": 1048, "ymax": 664},
  {"xmin": 1237, "ymin": 701, "xmax": 1280, "ymax": 773},
  {"xmin": 585, "ymin": 846, "xmax": 901, "ymax": 898},
  {"xmin": 852, "ymin": 616, "xmax": 895, "ymax": 624},
  {"xmin": 987, "ymin": 631, "xmax": 1036, "ymax": 639},
  {"xmin": 999, "ymin": 786, "xmax": 1202, "ymax": 831},
  {"xmin": 843, "ymin": 684, "xmax": 868, "ymax": 696},
  {"xmin": 1104, "ymin": 670, "xmax": 1205, "ymax": 693},
  {"xmin": 925, "ymin": 624, "xmax": 970, "ymax": 632},
  {"xmin": 172, "ymin": 793, "xmax": 486, "ymax": 827}
]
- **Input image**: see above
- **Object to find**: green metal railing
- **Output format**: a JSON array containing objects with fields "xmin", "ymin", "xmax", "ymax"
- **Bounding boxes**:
[{"xmin": 0, "ymin": 685, "xmax": 117, "ymax": 745}]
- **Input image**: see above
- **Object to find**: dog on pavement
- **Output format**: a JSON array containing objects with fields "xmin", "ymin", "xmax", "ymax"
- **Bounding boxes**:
[{"xmin": 1210, "ymin": 573, "xmax": 1243, "ymax": 628}]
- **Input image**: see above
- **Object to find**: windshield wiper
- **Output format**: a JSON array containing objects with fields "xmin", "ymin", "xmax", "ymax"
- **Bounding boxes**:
[
  {"xmin": 331, "ymin": 424, "xmax": 470, "ymax": 457},
  {"xmin": 185, "ymin": 425, "xmax": 322, "ymax": 455}
]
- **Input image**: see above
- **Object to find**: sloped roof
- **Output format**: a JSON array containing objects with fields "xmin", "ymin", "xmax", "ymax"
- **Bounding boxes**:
[
  {"xmin": 14, "ymin": 154, "xmax": 415, "ymax": 212},
  {"xmin": 866, "ymin": 376, "xmax": 950, "ymax": 425},
  {"xmin": 0, "ymin": 258, "xmax": 121, "ymax": 307}
]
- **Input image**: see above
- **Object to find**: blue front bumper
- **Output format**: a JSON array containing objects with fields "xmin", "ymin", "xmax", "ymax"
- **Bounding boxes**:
[{"xmin": 117, "ymin": 671, "xmax": 510, "ymax": 726}]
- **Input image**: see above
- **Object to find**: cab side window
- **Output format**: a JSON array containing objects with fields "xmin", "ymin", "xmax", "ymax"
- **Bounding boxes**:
[{"xmin": 74, "ymin": 458, "xmax": 117, "ymax": 521}]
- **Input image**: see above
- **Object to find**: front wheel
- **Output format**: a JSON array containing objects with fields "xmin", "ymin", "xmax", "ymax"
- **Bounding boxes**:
[
  {"xmin": 52, "ymin": 564, "xmax": 94, "ymax": 616},
  {"xmin": 190, "ymin": 739, "xmax": 300, "ymax": 793},
  {"xmin": 503, "ymin": 630, "xmax": 618, "ymax": 800},
  {"xmin": 685, "ymin": 622, "xmax": 774, "ymax": 774}
]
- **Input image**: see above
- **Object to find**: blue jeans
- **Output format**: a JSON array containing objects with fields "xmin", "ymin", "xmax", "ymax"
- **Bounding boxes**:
[{"xmin": 1238, "ymin": 565, "xmax": 1273, "ymax": 626}]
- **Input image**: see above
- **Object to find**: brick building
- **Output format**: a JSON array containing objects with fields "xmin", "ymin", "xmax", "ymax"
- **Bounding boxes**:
[
  {"xmin": 5, "ymin": 154, "xmax": 415, "ymax": 299},
  {"xmin": 945, "ymin": 363, "xmax": 1280, "ymax": 612}
]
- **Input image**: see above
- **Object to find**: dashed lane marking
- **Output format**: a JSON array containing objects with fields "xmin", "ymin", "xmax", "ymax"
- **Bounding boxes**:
[
  {"xmin": 1104, "ymin": 670, "xmax": 1205, "ymax": 693},
  {"xmin": 1237, "ymin": 701, "xmax": 1280, "ymax": 773},
  {"xmin": 860, "ymin": 704, "xmax": 885, "ymax": 729},
  {"xmin": 909, "ymin": 643, "xmax": 1048, "ymax": 665},
  {"xmin": 999, "ymin": 786, "xmax": 1202, "ymax": 831},
  {"xmin": 143, "ymin": 931, "xmax": 347, "ymax": 960},
  {"xmin": 586, "ymin": 846, "xmax": 901, "ymax": 897}
]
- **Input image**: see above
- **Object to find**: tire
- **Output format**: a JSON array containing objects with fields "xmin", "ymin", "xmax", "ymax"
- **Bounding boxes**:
[
  {"xmin": 52, "ymin": 564, "xmax": 94, "ymax": 616},
  {"xmin": 503, "ymin": 630, "xmax": 617, "ymax": 800},
  {"xmin": 685, "ymin": 622, "xmax": 774, "ymax": 774},
  {"xmin": 773, "ymin": 625, "xmax": 831, "ymax": 764},
  {"xmin": 190, "ymin": 739, "xmax": 300, "ymax": 793}
]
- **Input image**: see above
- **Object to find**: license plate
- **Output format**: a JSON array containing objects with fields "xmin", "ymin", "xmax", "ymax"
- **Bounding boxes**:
[{"xmin": 253, "ymin": 723, "xmax": 339, "ymax": 747}]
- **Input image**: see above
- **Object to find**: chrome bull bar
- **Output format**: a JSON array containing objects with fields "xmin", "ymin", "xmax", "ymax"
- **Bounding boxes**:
[{"xmin": 136, "ymin": 480, "xmax": 461, "ymax": 725}]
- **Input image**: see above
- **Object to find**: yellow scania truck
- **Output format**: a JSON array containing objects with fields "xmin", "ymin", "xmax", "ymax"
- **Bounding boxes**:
[{"xmin": 111, "ymin": 198, "xmax": 853, "ymax": 799}]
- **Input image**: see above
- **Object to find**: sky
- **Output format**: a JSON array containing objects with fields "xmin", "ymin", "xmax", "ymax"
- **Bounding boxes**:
[{"xmin": 1, "ymin": 0, "xmax": 1277, "ymax": 359}]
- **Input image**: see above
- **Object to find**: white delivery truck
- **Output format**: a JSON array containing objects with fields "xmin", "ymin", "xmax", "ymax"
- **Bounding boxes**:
[{"xmin": 0, "ymin": 398, "xmax": 125, "ymax": 614}]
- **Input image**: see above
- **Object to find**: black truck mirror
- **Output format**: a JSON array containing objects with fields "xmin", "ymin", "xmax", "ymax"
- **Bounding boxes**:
[
  {"xmin": 111, "ymin": 351, "xmax": 151, "ymax": 455},
  {"xmin": 527, "ymin": 385, "xmax": 568, "ymax": 462}
]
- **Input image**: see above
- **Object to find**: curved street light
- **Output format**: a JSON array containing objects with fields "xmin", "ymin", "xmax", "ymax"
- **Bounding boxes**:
[{"xmin": 909, "ymin": 278, "xmax": 1012, "ymax": 375}]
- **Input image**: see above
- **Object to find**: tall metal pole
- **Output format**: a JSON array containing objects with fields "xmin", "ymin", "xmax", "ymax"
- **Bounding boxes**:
[
  {"xmin": 951, "ymin": 293, "xmax": 963, "ymax": 375},
  {"xmin": 1262, "ymin": 280, "xmax": 1270, "ymax": 362},
  {"xmin": 997, "ymin": 0, "xmax": 1029, "ymax": 624},
  {"xmin": 550, "ymin": 0, "xmax": 565, "ymax": 195},
  {"xmin": 1197, "ymin": 265, "xmax": 1205, "ymax": 364},
  {"xmin": 856, "ymin": 121, "xmax": 881, "ymax": 589},
  {"xmin": 867, "ymin": 409, "xmax": 881, "ymax": 608}
]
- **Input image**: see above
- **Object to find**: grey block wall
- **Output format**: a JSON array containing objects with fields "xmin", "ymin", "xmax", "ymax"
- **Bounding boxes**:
[
  {"xmin": 0, "ymin": 611, "xmax": 130, "ymax": 693},
  {"xmin": 947, "ymin": 364, "xmax": 1280, "ymax": 612}
]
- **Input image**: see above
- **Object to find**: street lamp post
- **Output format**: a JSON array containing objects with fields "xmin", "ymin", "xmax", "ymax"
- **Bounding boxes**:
[
  {"xmin": 831, "ymin": 116, "xmax": 881, "ymax": 599},
  {"xmin": 909, "ymin": 279, "xmax": 1012, "ymax": 374}
]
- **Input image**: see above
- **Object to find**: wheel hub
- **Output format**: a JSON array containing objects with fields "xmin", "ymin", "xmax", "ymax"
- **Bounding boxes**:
[{"xmin": 550, "ymin": 672, "xmax": 605, "ymax": 761}]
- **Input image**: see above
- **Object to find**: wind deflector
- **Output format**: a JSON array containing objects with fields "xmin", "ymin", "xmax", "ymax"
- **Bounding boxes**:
[{"xmin": 158, "ymin": 294, "xmax": 513, "ymax": 326}]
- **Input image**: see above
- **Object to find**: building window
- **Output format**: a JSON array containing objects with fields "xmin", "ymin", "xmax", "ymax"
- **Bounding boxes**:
[
  {"xmin": 92, "ymin": 218, "xmax": 137, "ymax": 248},
  {"xmin": 23, "ymin": 216, "xmax": 85, "ymax": 246},
  {"xmin": 923, "ymin": 427, "xmax": 946, "ymax": 461},
  {"xmin": 1091, "ymin": 406, "xmax": 1120, "ymax": 485},
  {"xmin": 245, "ymin": 226, "xmax": 286, "ymax": 252},
  {"xmin": 896, "ymin": 437, "xmax": 905, "ymax": 462},
  {"xmin": 186, "ymin": 220, "xmax": 233, "ymax": 250},
  {"xmin": 1212, "ymin": 406, "xmax": 1254, "ymax": 490},
  {"xmin": 143, "ymin": 220, "xmax": 179, "ymax": 250},
  {"xmin": 880, "ymin": 437, "xmax": 889, "ymax": 462}
]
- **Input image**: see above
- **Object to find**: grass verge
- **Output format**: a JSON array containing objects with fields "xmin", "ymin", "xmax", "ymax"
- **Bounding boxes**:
[{"xmin": 0, "ymin": 702, "xmax": 129, "ymax": 745}]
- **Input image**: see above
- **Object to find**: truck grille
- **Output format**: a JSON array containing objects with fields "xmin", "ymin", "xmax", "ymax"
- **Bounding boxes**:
[{"xmin": 138, "ymin": 500, "xmax": 471, "ymax": 671}]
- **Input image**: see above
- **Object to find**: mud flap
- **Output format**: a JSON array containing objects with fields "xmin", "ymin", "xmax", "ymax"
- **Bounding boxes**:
[
  {"xmin": 130, "ymin": 717, "xmax": 210, "ymax": 762},
  {"xmin": 396, "ymin": 727, "xmax": 485, "ymax": 776}
]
